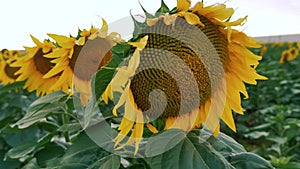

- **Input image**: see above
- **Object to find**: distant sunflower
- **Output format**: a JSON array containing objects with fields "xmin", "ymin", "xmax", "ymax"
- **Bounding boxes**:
[
  {"xmin": 280, "ymin": 50, "xmax": 290, "ymax": 64},
  {"xmin": 280, "ymin": 48, "xmax": 299, "ymax": 63},
  {"xmin": 297, "ymin": 42, "xmax": 300, "ymax": 49},
  {"xmin": 44, "ymin": 19, "xmax": 122, "ymax": 105},
  {"xmin": 103, "ymin": 0, "xmax": 267, "ymax": 154},
  {"xmin": 10, "ymin": 35, "xmax": 67, "ymax": 96},
  {"xmin": 260, "ymin": 46, "xmax": 267, "ymax": 56},
  {"xmin": 0, "ymin": 49, "xmax": 23, "ymax": 85},
  {"xmin": 287, "ymin": 47, "xmax": 299, "ymax": 61}
]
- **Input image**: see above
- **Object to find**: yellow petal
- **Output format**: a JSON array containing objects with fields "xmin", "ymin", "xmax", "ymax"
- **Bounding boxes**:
[
  {"xmin": 127, "ymin": 50, "xmax": 140, "ymax": 77},
  {"xmin": 181, "ymin": 12, "xmax": 204, "ymax": 26},
  {"xmin": 80, "ymin": 29, "xmax": 90, "ymax": 37},
  {"xmin": 44, "ymin": 48, "xmax": 69, "ymax": 58},
  {"xmin": 77, "ymin": 37, "xmax": 86, "ymax": 46},
  {"xmin": 222, "ymin": 16, "xmax": 248, "ymax": 27},
  {"xmin": 147, "ymin": 123, "xmax": 158, "ymax": 133},
  {"xmin": 99, "ymin": 18, "xmax": 108, "ymax": 38},
  {"xmin": 213, "ymin": 123, "xmax": 220, "ymax": 137},
  {"xmin": 177, "ymin": 0, "xmax": 191, "ymax": 12},
  {"xmin": 205, "ymin": 6, "xmax": 234, "ymax": 21},
  {"xmin": 102, "ymin": 83, "xmax": 113, "ymax": 104},
  {"xmin": 128, "ymin": 36, "xmax": 148, "ymax": 50},
  {"xmin": 221, "ymin": 102, "xmax": 236, "ymax": 132},
  {"xmin": 192, "ymin": 2, "xmax": 203, "ymax": 12},
  {"xmin": 146, "ymin": 18, "xmax": 159, "ymax": 26},
  {"xmin": 226, "ymin": 72, "xmax": 248, "ymax": 99},
  {"xmin": 114, "ymin": 118, "xmax": 134, "ymax": 146},
  {"xmin": 48, "ymin": 34, "xmax": 75, "ymax": 48},
  {"xmin": 30, "ymin": 35, "xmax": 43, "ymax": 47},
  {"xmin": 163, "ymin": 13, "xmax": 178, "ymax": 26},
  {"xmin": 112, "ymin": 81, "xmax": 131, "ymax": 116}
]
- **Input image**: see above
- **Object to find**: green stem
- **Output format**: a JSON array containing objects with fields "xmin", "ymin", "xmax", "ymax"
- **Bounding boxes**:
[{"xmin": 62, "ymin": 106, "xmax": 70, "ymax": 142}]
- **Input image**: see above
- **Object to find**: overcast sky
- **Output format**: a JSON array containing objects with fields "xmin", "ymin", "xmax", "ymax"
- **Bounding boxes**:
[{"xmin": 1, "ymin": 0, "xmax": 299, "ymax": 49}]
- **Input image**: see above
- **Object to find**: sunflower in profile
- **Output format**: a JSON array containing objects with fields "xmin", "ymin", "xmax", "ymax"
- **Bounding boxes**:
[
  {"xmin": 102, "ymin": 0, "xmax": 267, "ymax": 155},
  {"xmin": 0, "ymin": 49, "xmax": 23, "ymax": 85},
  {"xmin": 287, "ymin": 47, "xmax": 299, "ymax": 61},
  {"xmin": 280, "ymin": 47, "xmax": 299, "ymax": 64},
  {"xmin": 44, "ymin": 19, "xmax": 122, "ymax": 105},
  {"xmin": 280, "ymin": 50, "xmax": 290, "ymax": 64},
  {"xmin": 260, "ymin": 46, "xmax": 267, "ymax": 56},
  {"xmin": 10, "ymin": 35, "xmax": 68, "ymax": 96}
]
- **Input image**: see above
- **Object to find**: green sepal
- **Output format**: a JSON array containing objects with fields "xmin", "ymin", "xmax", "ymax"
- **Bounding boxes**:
[
  {"xmin": 75, "ymin": 28, "xmax": 82, "ymax": 40},
  {"xmin": 139, "ymin": 1, "xmax": 155, "ymax": 19},
  {"xmin": 155, "ymin": 0, "xmax": 170, "ymax": 17},
  {"xmin": 130, "ymin": 11, "xmax": 146, "ymax": 40}
]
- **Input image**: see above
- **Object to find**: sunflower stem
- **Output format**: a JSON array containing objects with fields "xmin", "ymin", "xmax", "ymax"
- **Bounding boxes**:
[{"xmin": 62, "ymin": 106, "xmax": 71, "ymax": 142}]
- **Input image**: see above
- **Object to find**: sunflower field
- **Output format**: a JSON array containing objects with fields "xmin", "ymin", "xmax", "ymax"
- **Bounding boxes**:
[{"xmin": 0, "ymin": 0, "xmax": 299, "ymax": 168}]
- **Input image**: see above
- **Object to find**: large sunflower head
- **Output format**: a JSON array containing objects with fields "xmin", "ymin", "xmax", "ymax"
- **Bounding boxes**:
[
  {"xmin": 9, "ymin": 35, "xmax": 68, "ymax": 96},
  {"xmin": 44, "ymin": 19, "xmax": 123, "ymax": 105},
  {"xmin": 0, "ymin": 49, "xmax": 24, "ymax": 85},
  {"xmin": 101, "ymin": 0, "xmax": 267, "ymax": 155}
]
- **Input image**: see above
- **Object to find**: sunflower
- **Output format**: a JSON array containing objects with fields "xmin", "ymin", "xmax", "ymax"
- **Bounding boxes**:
[
  {"xmin": 260, "ymin": 46, "xmax": 267, "ymax": 56},
  {"xmin": 0, "ymin": 49, "xmax": 23, "ymax": 85},
  {"xmin": 287, "ymin": 47, "xmax": 299, "ymax": 61},
  {"xmin": 44, "ymin": 19, "xmax": 122, "ymax": 105},
  {"xmin": 102, "ymin": 0, "xmax": 267, "ymax": 155},
  {"xmin": 280, "ymin": 50, "xmax": 290, "ymax": 64},
  {"xmin": 280, "ymin": 47, "xmax": 299, "ymax": 64},
  {"xmin": 297, "ymin": 42, "xmax": 300, "ymax": 49},
  {"xmin": 10, "ymin": 35, "xmax": 68, "ymax": 96}
]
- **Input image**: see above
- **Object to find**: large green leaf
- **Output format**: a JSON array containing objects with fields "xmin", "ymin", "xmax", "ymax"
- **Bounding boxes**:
[
  {"xmin": 0, "ymin": 151, "xmax": 21, "ymax": 169},
  {"xmin": 5, "ymin": 141, "xmax": 37, "ymax": 159},
  {"xmin": 35, "ymin": 141, "xmax": 65, "ymax": 167},
  {"xmin": 11, "ymin": 91, "xmax": 68, "ymax": 129},
  {"xmin": 0, "ymin": 81, "xmax": 25, "ymax": 94},
  {"xmin": 21, "ymin": 158, "xmax": 39, "ymax": 169},
  {"xmin": 1, "ymin": 126, "xmax": 38, "ymax": 147},
  {"xmin": 227, "ymin": 152, "xmax": 274, "ymax": 169},
  {"xmin": 88, "ymin": 154, "xmax": 120, "ymax": 169},
  {"xmin": 145, "ymin": 129, "xmax": 273, "ymax": 169},
  {"xmin": 56, "ymin": 132, "xmax": 116, "ymax": 169},
  {"xmin": 27, "ymin": 91, "xmax": 68, "ymax": 114}
]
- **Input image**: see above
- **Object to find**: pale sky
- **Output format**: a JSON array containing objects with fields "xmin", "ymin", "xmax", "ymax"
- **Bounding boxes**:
[{"xmin": 1, "ymin": 0, "xmax": 300, "ymax": 49}]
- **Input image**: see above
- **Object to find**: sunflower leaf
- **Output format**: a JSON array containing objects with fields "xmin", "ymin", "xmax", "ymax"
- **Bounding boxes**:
[
  {"xmin": 0, "ymin": 81, "xmax": 25, "ymax": 94},
  {"xmin": 11, "ymin": 91, "xmax": 68, "ymax": 129},
  {"xmin": 5, "ymin": 141, "xmax": 37, "ymax": 159},
  {"xmin": 54, "ymin": 132, "xmax": 117, "ymax": 169},
  {"xmin": 145, "ymin": 129, "xmax": 273, "ymax": 169}
]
